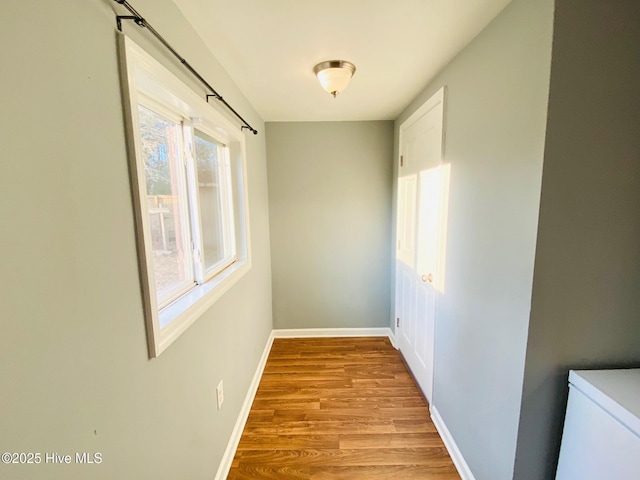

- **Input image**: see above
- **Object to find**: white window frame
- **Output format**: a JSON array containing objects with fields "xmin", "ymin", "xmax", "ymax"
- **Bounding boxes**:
[
  {"xmin": 136, "ymin": 97, "xmax": 196, "ymax": 310},
  {"xmin": 185, "ymin": 126, "xmax": 237, "ymax": 284},
  {"xmin": 119, "ymin": 35, "xmax": 252, "ymax": 358}
]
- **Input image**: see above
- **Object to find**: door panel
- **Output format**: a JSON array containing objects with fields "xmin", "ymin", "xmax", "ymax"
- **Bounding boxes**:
[
  {"xmin": 396, "ymin": 174, "xmax": 417, "ymax": 268},
  {"xmin": 398, "ymin": 262, "xmax": 415, "ymax": 350}
]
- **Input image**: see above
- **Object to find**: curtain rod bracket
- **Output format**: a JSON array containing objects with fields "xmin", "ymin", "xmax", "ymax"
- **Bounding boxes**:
[
  {"xmin": 241, "ymin": 126, "xmax": 258, "ymax": 135},
  {"xmin": 116, "ymin": 15, "xmax": 140, "ymax": 32}
]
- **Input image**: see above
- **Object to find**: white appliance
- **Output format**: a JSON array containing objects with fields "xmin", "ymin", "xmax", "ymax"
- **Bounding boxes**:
[{"xmin": 556, "ymin": 368, "xmax": 640, "ymax": 480}]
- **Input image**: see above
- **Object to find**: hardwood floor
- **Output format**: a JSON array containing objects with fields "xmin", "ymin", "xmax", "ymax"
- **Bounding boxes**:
[{"xmin": 227, "ymin": 337, "xmax": 460, "ymax": 479}]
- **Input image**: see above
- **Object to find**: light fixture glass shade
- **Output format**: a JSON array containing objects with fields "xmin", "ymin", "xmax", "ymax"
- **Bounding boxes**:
[{"xmin": 313, "ymin": 60, "xmax": 356, "ymax": 97}]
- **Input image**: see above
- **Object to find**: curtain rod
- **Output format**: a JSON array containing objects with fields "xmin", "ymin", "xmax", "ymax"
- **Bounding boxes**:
[{"xmin": 113, "ymin": 0, "xmax": 258, "ymax": 135}]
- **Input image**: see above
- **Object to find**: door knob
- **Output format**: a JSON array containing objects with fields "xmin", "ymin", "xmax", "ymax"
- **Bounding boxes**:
[{"xmin": 421, "ymin": 273, "xmax": 434, "ymax": 283}]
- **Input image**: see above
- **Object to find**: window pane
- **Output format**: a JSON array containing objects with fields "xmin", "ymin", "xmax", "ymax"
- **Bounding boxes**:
[
  {"xmin": 138, "ymin": 105, "xmax": 193, "ymax": 304},
  {"xmin": 194, "ymin": 130, "xmax": 229, "ymax": 271}
]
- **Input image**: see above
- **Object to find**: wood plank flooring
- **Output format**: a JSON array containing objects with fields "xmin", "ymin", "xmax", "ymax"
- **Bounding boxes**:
[{"xmin": 227, "ymin": 337, "xmax": 460, "ymax": 479}]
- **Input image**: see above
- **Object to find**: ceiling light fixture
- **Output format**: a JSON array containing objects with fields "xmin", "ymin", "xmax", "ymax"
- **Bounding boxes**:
[{"xmin": 313, "ymin": 60, "xmax": 356, "ymax": 98}]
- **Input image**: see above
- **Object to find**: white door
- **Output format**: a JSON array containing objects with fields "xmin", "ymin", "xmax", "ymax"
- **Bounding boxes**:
[{"xmin": 395, "ymin": 87, "xmax": 446, "ymax": 404}]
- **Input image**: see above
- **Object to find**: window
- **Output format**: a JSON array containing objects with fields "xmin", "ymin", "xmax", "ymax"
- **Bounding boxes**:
[{"xmin": 120, "ymin": 36, "xmax": 251, "ymax": 357}]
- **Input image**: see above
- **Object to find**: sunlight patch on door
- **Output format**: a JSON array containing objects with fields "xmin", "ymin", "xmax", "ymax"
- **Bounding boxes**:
[{"xmin": 416, "ymin": 164, "xmax": 450, "ymax": 294}]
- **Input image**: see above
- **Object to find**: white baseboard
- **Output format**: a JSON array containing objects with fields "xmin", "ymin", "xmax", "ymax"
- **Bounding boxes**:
[
  {"xmin": 273, "ymin": 327, "xmax": 393, "ymax": 338},
  {"xmin": 430, "ymin": 405, "xmax": 476, "ymax": 480},
  {"xmin": 213, "ymin": 330, "xmax": 275, "ymax": 480}
]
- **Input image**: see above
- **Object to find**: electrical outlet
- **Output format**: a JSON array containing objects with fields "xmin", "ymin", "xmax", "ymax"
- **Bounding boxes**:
[{"xmin": 216, "ymin": 380, "xmax": 224, "ymax": 410}]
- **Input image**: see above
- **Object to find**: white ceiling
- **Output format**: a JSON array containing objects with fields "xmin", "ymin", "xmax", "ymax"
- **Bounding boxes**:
[{"xmin": 172, "ymin": 0, "xmax": 511, "ymax": 122}]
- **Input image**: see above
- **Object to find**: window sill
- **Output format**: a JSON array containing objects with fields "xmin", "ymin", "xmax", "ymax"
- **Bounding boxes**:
[{"xmin": 153, "ymin": 258, "xmax": 251, "ymax": 356}]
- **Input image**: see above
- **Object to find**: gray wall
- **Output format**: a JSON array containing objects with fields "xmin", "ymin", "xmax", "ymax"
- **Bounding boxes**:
[
  {"xmin": 393, "ymin": 0, "xmax": 553, "ymax": 478},
  {"xmin": 0, "ymin": 1, "xmax": 272, "ymax": 479},
  {"xmin": 266, "ymin": 121, "xmax": 393, "ymax": 329},
  {"xmin": 514, "ymin": 1, "xmax": 640, "ymax": 478}
]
